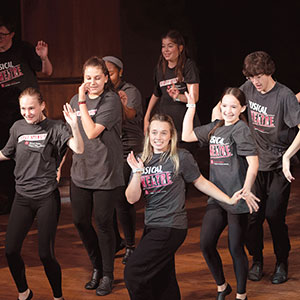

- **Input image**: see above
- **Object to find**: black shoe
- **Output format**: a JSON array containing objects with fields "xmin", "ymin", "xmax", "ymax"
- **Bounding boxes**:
[
  {"xmin": 85, "ymin": 269, "xmax": 102, "ymax": 290},
  {"xmin": 96, "ymin": 276, "xmax": 113, "ymax": 296},
  {"xmin": 115, "ymin": 239, "xmax": 126, "ymax": 254},
  {"xmin": 18, "ymin": 289, "xmax": 33, "ymax": 300},
  {"xmin": 216, "ymin": 283, "xmax": 232, "ymax": 300},
  {"xmin": 248, "ymin": 261, "xmax": 263, "ymax": 281},
  {"xmin": 271, "ymin": 262, "xmax": 288, "ymax": 284},
  {"xmin": 122, "ymin": 247, "xmax": 135, "ymax": 265}
]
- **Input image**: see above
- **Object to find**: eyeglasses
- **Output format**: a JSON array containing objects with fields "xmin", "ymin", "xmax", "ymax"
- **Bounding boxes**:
[
  {"xmin": 0, "ymin": 32, "xmax": 11, "ymax": 38},
  {"xmin": 246, "ymin": 74, "xmax": 264, "ymax": 82}
]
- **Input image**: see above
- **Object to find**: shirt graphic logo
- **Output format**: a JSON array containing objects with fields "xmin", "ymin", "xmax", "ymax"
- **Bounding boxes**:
[
  {"xmin": 248, "ymin": 99, "xmax": 275, "ymax": 128},
  {"xmin": 18, "ymin": 133, "xmax": 47, "ymax": 149},
  {"xmin": 0, "ymin": 61, "xmax": 24, "ymax": 86},
  {"xmin": 141, "ymin": 165, "xmax": 173, "ymax": 195}
]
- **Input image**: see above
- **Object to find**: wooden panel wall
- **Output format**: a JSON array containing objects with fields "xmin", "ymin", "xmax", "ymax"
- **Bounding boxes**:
[{"xmin": 20, "ymin": 0, "xmax": 121, "ymax": 178}]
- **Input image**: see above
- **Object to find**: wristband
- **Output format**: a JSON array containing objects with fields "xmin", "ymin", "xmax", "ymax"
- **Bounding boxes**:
[
  {"xmin": 174, "ymin": 98, "xmax": 181, "ymax": 102},
  {"xmin": 132, "ymin": 168, "xmax": 144, "ymax": 174},
  {"xmin": 186, "ymin": 103, "xmax": 196, "ymax": 108},
  {"xmin": 78, "ymin": 101, "xmax": 86, "ymax": 105}
]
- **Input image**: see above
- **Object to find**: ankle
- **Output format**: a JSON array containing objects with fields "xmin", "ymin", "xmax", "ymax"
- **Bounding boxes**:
[
  {"xmin": 217, "ymin": 282, "xmax": 227, "ymax": 292},
  {"xmin": 18, "ymin": 289, "xmax": 30, "ymax": 300},
  {"xmin": 236, "ymin": 292, "xmax": 247, "ymax": 300}
]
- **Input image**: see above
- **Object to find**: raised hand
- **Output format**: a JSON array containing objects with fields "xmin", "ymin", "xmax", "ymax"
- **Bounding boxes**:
[
  {"xmin": 127, "ymin": 151, "xmax": 144, "ymax": 171},
  {"xmin": 78, "ymin": 82, "xmax": 90, "ymax": 102},
  {"xmin": 118, "ymin": 90, "xmax": 128, "ymax": 107},
  {"xmin": 63, "ymin": 103, "xmax": 78, "ymax": 128},
  {"xmin": 35, "ymin": 40, "xmax": 49, "ymax": 60},
  {"xmin": 167, "ymin": 83, "xmax": 179, "ymax": 100}
]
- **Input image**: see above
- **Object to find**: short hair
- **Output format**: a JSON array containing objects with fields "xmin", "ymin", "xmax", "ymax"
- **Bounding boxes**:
[
  {"xmin": 242, "ymin": 51, "xmax": 275, "ymax": 77},
  {"xmin": 0, "ymin": 16, "xmax": 16, "ymax": 33}
]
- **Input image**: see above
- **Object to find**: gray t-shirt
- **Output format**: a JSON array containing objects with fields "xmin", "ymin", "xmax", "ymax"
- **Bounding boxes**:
[
  {"xmin": 117, "ymin": 81, "xmax": 144, "ymax": 158},
  {"xmin": 137, "ymin": 149, "xmax": 201, "ymax": 229},
  {"xmin": 70, "ymin": 90, "xmax": 124, "ymax": 189},
  {"xmin": 240, "ymin": 81, "xmax": 300, "ymax": 171},
  {"xmin": 1, "ymin": 118, "xmax": 71, "ymax": 199},
  {"xmin": 194, "ymin": 120, "xmax": 257, "ymax": 214}
]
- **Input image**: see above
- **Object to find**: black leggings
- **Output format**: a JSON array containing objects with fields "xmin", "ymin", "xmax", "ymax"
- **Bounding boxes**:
[
  {"xmin": 70, "ymin": 181, "xmax": 120, "ymax": 278},
  {"xmin": 200, "ymin": 203, "xmax": 248, "ymax": 294},
  {"xmin": 114, "ymin": 162, "xmax": 136, "ymax": 247},
  {"xmin": 5, "ymin": 190, "xmax": 62, "ymax": 298}
]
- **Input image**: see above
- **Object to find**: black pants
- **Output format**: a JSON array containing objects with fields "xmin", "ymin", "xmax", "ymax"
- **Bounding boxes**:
[
  {"xmin": 200, "ymin": 204, "xmax": 248, "ymax": 294},
  {"xmin": 114, "ymin": 162, "xmax": 136, "ymax": 247},
  {"xmin": 124, "ymin": 226, "xmax": 187, "ymax": 300},
  {"xmin": 5, "ymin": 190, "xmax": 62, "ymax": 298},
  {"xmin": 246, "ymin": 169, "xmax": 291, "ymax": 263},
  {"xmin": 70, "ymin": 181, "xmax": 120, "ymax": 278}
]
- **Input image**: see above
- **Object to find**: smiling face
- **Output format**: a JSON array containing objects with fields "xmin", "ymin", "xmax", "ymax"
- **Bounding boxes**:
[
  {"xmin": 19, "ymin": 95, "xmax": 46, "ymax": 124},
  {"xmin": 84, "ymin": 66, "xmax": 108, "ymax": 98},
  {"xmin": 149, "ymin": 120, "xmax": 172, "ymax": 153},
  {"xmin": 220, "ymin": 94, "xmax": 246, "ymax": 126},
  {"xmin": 161, "ymin": 37, "xmax": 183, "ymax": 66}
]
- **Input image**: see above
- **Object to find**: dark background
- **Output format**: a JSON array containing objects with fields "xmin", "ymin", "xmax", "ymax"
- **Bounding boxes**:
[{"xmin": 3, "ymin": 0, "xmax": 300, "ymax": 125}]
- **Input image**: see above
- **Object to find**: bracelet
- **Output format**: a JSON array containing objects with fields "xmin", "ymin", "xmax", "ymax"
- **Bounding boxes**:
[
  {"xmin": 174, "ymin": 98, "xmax": 181, "ymax": 102},
  {"xmin": 132, "ymin": 168, "xmax": 144, "ymax": 174},
  {"xmin": 186, "ymin": 103, "xmax": 196, "ymax": 108},
  {"xmin": 78, "ymin": 101, "xmax": 86, "ymax": 105}
]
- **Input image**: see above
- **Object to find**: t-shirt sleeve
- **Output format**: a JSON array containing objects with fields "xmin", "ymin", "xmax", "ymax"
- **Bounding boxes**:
[
  {"xmin": 94, "ymin": 92, "xmax": 122, "ymax": 130},
  {"xmin": 183, "ymin": 59, "xmax": 200, "ymax": 84},
  {"xmin": 282, "ymin": 90, "xmax": 300, "ymax": 128},
  {"xmin": 179, "ymin": 149, "xmax": 201, "ymax": 183},
  {"xmin": 1, "ymin": 124, "xmax": 17, "ymax": 159},
  {"xmin": 153, "ymin": 67, "xmax": 162, "ymax": 97},
  {"xmin": 232, "ymin": 121, "xmax": 257, "ymax": 156},
  {"xmin": 22, "ymin": 41, "xmax": 42, "ymax": 72},
  {"xmin": 193, "ymin": 121, "xmax": 216, "ymax": 147}
]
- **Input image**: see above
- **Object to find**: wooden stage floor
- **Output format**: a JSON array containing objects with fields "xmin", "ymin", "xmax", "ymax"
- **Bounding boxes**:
[{"xmin": 0, "ymin": 165, "xmax": 300, "ymax": 299}]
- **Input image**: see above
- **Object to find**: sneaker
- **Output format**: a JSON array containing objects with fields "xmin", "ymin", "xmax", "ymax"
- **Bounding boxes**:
[
  {"xmin": 248, "ymin": 261, "xmax": 263, "ymax": 281},
  {"xmin": 96, "ymin": 276, "xmax": 113, "ymax": 296},
  {"xmin": 122, "ymin": 247, "xmax": 135, "ymax": 265}
]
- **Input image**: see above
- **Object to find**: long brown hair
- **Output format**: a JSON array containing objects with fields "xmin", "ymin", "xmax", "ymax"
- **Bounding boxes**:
[
  {"xmin": 141, "ymin": 114, "xmax": 179, "ymax": 174},
  {"xmin": 157, "ymin": 30, "xmax": 187, "ymax": 82},
  {"xmin": 208, "ymin": 87, "xmax": 247, "ymax": 138}
]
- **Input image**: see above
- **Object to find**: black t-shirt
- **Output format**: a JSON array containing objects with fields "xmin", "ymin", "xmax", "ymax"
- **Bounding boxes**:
[
  {"xmin": 153, "ymin": 58, "xmax": 200, "ymax": 139},
  {"xmin": 194, "ymin": 120, "xmax": 257, "ymax": 214},
  {"xmin": 0, "ymin": 41, "xmax": 42, "ymax": 126},
  {"xmin": 137, "ymin": 149, "xmax": 201, "ymax": 229},
  {"xmin": 1, "ymin": 118, "xmax": 71, "ymax": 199},
  {"xmin": 70, "ymin": 90, "xmax": 124, "ymax": 189},
  {"xmin": 240, "ymin": 81, "xmax": 300, "ymax": 171}
]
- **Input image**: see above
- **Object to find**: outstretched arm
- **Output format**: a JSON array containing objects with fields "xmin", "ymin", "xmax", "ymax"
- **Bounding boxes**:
[
  {"xmin": 125, "ymin": 151, "xmax": 144, "ymax": 204},
  {"xmin": 282, "ymin": 124, "xmax": 300, "ymax": 182},
  {"xmin": 193, "ymin": 174, "xmax": 242, "ymax": 205},
  {"xmin": 211, "ymin": 101, "xmax": 222, "ymax": 121},
  {"xmin": 63, "ymin": 103, "xmax": 84, "ymax": 154},
  {"xmin": 35, "ymin": 40, "xmax": 53, "ymax": 76},
  {"xmin": 181, "ymin": 91, "xmax": 198, "ymax": 142}
]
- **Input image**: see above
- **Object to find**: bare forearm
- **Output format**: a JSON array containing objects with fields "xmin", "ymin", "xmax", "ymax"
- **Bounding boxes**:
[
  {"xmin": 125, "ymin": 174, "xmax": 142, "ymax": 204},
  {"xmin": 193, "ymin": 175, "xmax": 232, "ymax": 204},
  {"xmin": 283, "ymin": 126, "xmax": 300, "ymax": 159},
  {"xmin": 41, "ymin": 56, "xmax": 53, "ymax": 76},
  {"xmin": 182, "ymin": 107, "xmax": 197, "ymax": 142},
  {"xmin": 68, "ymin": 125, "xmax": 84, "ymax": 154}
]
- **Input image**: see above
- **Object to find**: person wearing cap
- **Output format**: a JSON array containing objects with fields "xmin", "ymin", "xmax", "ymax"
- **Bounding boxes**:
[{"xmin": 103, "ymin": 56, "xmax": 144, "ymax": 264}]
